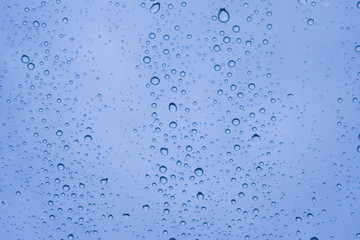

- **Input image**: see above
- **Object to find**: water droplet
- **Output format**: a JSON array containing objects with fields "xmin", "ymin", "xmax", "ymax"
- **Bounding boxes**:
[
  {"xmin": 218, "ymin": 8, "xmax": 230, "ymax": 23},
  {"xmin": 57, "ymin": 163, "xmax": 65, "ymax": 171},
  {"xmin": 84, "ymin": 135, "xmax": 92, "ymax": 142},
  {"xmin": 357, "ymin": 146, "xmax": 360, "ymax": 153},
  {"xmin": 21, "ymin": 55, "xmax": 30, "ymax": 63},
  {"xmin": 160, "ymin": 147, "xmax": 168, "ymax": 155},
  {"xmin": 56, "ymin": 130, "xmax": 63, "ymax": 136},
  {"xmin": 307, "ymin": 18, "xmax": 314, "ymax": 26},
  {"xmin": 355, "ymin": 45, "xmax": 360, "ymax": 52},
  {"xmin": 62, "ymin": 185, "xmax": 70, "ymax": 192},
  {"xmin": 251, "ymin": 134, "xmax": 260, "ymax": 141},
  {"xmin": 143, "ymin": 56, "xmax": 151, "ymax": 64},
  {"xmin": 142, "ymin": 204, "xmax": 150, "ymax": 210},
  {"xmin": 232, "ymin": 118, "xmax": 240, "ymax": 126},
  {"xmin": 248, "ymin": 83, "xmax": 255, "ymax": 90},
  {"xmin": 159, "ymin": 166, "xmax": 167, "ymax": 173},
  {"xmin": 160, "ymin": 176, "xmax": 168, "ymax": 184},
  {"xmin": 169, "ymin": 121, "xmax": 177, "ymax": 129},
  {"xmin": 196, "ymin": 191, "xmax": 204, "ymax": 200},
  {"xmin": 150, "ymin": 76, "xmax": 160, "ymax": 85},
  {"xmin": 194, "ymin": 168, "xmax": 204, "ymax": 176},
  {"xmin": 33, "ymin": 21, "xmax": 40, "ymax": 27},
  {"xmin": 169, "ymin": 103, "xmax": 177, "ymax": 113},
  {"xmin": 27, "ymin": 63, "xmax": 35, "ymax": 70},
  {"xmin": 100, "ymin": 178, "xmax": 108, "ymax": 185},
  {"xmin": 150, "ymin": 2, "xmax": 160, "ymax": 14},
  {"xmin": 232, "ymin": 25, "xmax": 240, "ymax": 33},
  {"xmin": 298, "ymin": 0, "xmax": 307, "ymax": 5}
]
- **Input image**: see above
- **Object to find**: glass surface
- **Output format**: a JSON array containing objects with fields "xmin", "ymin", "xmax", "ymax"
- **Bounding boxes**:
[{"xmin": 0, "ymin": 0, "xmax": 360, "ymax": 239}]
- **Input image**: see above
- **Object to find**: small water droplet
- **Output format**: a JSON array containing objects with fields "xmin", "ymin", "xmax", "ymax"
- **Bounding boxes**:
[
  {"xmin": 298, "ymin": 0, "xmax": 307, "ymax": 5},
  {"xmin": 56, "ymin": 130, "xmax": 63, "ymax": 136}
]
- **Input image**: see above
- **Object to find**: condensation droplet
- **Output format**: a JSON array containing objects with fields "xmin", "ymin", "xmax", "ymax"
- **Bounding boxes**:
[
  {"xmin": 150, "ymin": 2, "xmax": 160, "ymax": 14},
  {"xmin": 169, "ymin": 103, "xmax": 177, "ymax": 113},
  {"xmin": 196, "ymin": 191, "xmax": 204, "ymax": 200},
  {"xmin": 194, "ymin": 168, "xmax": 204, "ymax": 176},
  {"xmin": 21, "ymin": 55, "xmax": 30, "ymax": 63},
  {"xmin": 160, "ymin": 147, "xmax": 168, "ymax": 156},
  {"xmin": 218, "ymin": 8, "xmax": 230, "ymax": 23}
]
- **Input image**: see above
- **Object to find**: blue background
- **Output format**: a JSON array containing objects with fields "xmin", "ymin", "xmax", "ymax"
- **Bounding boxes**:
[{"xmin": 0, "ymin": 0, "xmax": 360, "ymax": 239}]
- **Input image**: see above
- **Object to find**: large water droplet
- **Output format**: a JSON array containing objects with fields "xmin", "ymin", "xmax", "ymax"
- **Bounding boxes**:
[
  {"xmin": 169, "ymin": 103, "xmax": 177, "ymax": 113},
  {"xmin": 218, "ymin": 8, "xmax": 230, "ymax": 23},
  {"xmin": 251, "ymin": 134, "xmax": 260, "ymax": 141},
  {"xmin": 27, "ymin": 63, "xmax": 35, "ymax": 70},
  {"xmin": 160, "ymin": 147, "xmax": 168, "ymax": 156},
  {"xmin": 232, "ymin": 118, "xmax": 240, "ymax": 126},
  {"xmin": 57, "ymin": 163, "xmax": 65, "ymax": 171},
  {"xmin": 307, "ymin": 18, "xmax": 314, "ymax": 26},
  {"xmin": 100, "ymin": 178, "xmax": 108, "ymax": 185},
  {"xmin": 150, "ymin": 76, "xmax": 160, "ymax": 85},
  {"xmin": 62, "ymin": 185, "xmax": 70, "ymax": 192},
  {"xmin": 160, "ymin": 176, "xmax": 168, "ymax": 184},
  {"xmin": 169, "ymin": 121, "xmax": 177, "ymax": 129},
  {"xmin": 194, "ymin": 168, "xmax": 204, "ymax": 176},
  {"xmin": 196, "ymin": 191, "xmax": 204, "ymax": 200},
  {"xmin": 84, "ymin": 135, "xmax": 92, "ymax": 142},
  {"xmin": 159, "ymin": 165, "xmax": 167, "ymax": 173},
  {"xmin": 150, "ymin": 3, "xmax": 160, "ymax": 14},
  {"xmin": 21, "ymin": 55, "xmax": 30, "ymax": 63}
]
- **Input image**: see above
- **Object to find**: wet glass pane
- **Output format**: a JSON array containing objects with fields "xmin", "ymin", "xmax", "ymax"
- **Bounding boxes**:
[{"xmin": 0, "ymin": 0, "xmax": 360, "ymax": 239}]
